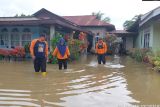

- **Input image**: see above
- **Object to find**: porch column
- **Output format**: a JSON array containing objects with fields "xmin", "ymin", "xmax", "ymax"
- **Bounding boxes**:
[
  {"xmin": 49, "ymin": 25, "xmax": 55, "ymax": 51},
  {"xmin": 92, "ymin": 36, "xmax": 96, "ymax": 50},
  {"xmin": 8, "ymin": 31, "xmax": 11, "ymax": 48},
  {"xmin": 19, "ymin": 32, "xmax": 22, "ymax": 46}
]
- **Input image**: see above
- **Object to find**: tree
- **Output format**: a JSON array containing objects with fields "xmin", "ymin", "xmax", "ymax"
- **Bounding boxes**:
[
  {"xmin": 14, "ymin": 13, "xmax": 32, "ymax": 17},
  {"xmin": 123, "ymin": 15, "xmax": 141, "ymax": 30},
  {"xmin": 92, "ymin": 11, "xmax": 111, "ymax": 23},
  {"xmin": 123, "ymin": 20, "xmax": 135, "ymax": 30}
]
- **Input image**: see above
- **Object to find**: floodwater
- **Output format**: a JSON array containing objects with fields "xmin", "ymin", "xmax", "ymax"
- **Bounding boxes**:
[{"xmin": 0, "ymin": 55, "xmax": 160, "ymax": 107}]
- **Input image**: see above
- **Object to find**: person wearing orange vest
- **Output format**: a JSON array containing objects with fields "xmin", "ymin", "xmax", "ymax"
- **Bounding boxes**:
[
  {"xmin": 53, "ymin": 38, "xmax": 70, "ymax": 70},
  {"xmin": 96, "ymin": 38, "xmax": 107, "ymax": 64},
  {"xmin": 30, "ymin": 34, "xmax": 48, "ymax": 76}
]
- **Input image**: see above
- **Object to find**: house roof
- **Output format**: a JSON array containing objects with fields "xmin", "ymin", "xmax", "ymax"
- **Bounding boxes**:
[
  {"xmin": 110, "ymin": 30, "xmax": 135, "ymax": 34},
  {"xmin": 63, "ymin": 15, "xmax": 115, "ymax": 30},
  {"xmin": 0, "ymin": 17, "xmax": 39, "ymax": 21},
  {"xmin": 33, "ymin": 8, "xmax": 78, "ymax": 26},
  {"xmin": 0, "ymin": 8, "xmax": 90, "ymax": 33},
  {"xmin": 126, "ymin": 6, "xmax": 160, "ymax": 32},
  {"xmin": 140, "ymin": 6, "xmax": 160, "ymax": 26}
]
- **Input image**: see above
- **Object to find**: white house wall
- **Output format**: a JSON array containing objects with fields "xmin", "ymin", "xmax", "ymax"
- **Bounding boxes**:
[
  {"xmin": 126, "ymin": 37, "xmax": 133, "ymax": 50},
  {"xmin": 82, "ymin": 27, "xmax": 107, "ymax": 37},
  {"xmin": 135, "ymin": 30, "xmax": 142, "ymax": 48},
  {"xmin": 136, "ymin": 22, "xmax": 154, "ymax": 49},
  {"xmin": 152, "ymin": 22, "xmax": 160, "ymax": 53}
]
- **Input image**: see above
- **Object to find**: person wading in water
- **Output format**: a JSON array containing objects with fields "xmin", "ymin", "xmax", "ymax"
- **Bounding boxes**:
[
  {"xmin": 53, "ymin": 38, "xmax": 70, "ymax": 70},
  {"xmin": 95, "ymin": 37, "xmax": 107, "ymax": 64},
  {"xmin": 30, "ymin": 34, "xmax": 48, "ymax": 76}
]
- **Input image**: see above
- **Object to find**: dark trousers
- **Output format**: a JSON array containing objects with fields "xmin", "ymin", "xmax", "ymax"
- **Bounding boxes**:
[
  {"xmin": 97, "ymin": 54, "xmax": 106, "ymax": 64},
  {"xmin": 34, "ymin": 57, "xmax": 46, "ymax": 72},
  {"xmin": 58, "ymin": 59, "xmax": 68, "ymax": 70}
]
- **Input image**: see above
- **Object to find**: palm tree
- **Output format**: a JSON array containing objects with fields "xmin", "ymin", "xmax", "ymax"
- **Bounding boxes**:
[
  {"xmin": 92, "ymin": 11, "xmax": 111, "ymax": 23},
  {"xmin": 103, "ymin": 17, "xmax": 111, "ymax": 23}
]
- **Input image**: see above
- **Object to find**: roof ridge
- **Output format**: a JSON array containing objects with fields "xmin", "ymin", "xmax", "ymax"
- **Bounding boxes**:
[
  {"xmin": 0, "ymin": 16, "xmax": 35, "ymax": 18},
  {"xmin": 142, "ymin": 6, "xmax": 160, "ymax": 18},
  {"xmin": 140, "ymin": 6, "xmax": 160, "ymax": 26},
  {"xmin": 33, "ymin": 8, "xmax": 79, "ymax": 27},
  {"xmin": 63, "ymin": 15, "xmax": 96, "ymax": 17}
]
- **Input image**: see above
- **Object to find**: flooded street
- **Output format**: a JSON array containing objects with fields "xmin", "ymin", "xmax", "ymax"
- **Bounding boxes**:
[{"xmin": 0, "ymin": 55, "xmax": 160, "ymax": 107}]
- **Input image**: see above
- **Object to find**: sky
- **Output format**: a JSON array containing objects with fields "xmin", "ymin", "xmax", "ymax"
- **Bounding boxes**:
[{"xmin": 0, "ymin": 0, "xmax": 159, "ymax": 30}]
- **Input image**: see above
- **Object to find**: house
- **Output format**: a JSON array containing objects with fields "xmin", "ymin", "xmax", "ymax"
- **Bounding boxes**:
[
  {"xmin": 110, "ymin": 30, "xmax": 137, "ymax": 53},
  {"xmin": 0, "ymin": 8, "xmax": 116, "ymax": 53},
  {"xmin": 0, "ymin": 8, "xmax": 89, "ymax": 50},
  {"xmin": 128, "ymin": 6, "xmax": 160, "ymax": 53},
  {"xmin": 63, "ymin": 15, "xmax": 115, "ymax": 49}
]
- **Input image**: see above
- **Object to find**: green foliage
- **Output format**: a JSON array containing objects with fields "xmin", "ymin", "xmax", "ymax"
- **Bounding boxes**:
[
  {"xmin": 123, "ymin": 14, "xmax": 141, "ymax": 30},
  {"xmin": 105, "ymin": 33, "xmax": 119, "ymax": 54},
  {"xmin": 51, "ymin": 32, "xmax": 63, "ymax": 50},
  {"xmin": 48, "ymin": 32, "xmax": 63, "ymax": 64},
  {"xmin": 68, "ymin": 39, "xmax": 83, "ymax": 61},
  {"xmin": 0, "ymin": 55, "xmax": 3, "ymax": 60},
  {"xmin": 14, "ymin": 13, "xmax": 32, "ymax": 17},
  {"xmin": 92, "ymin": 11, "xmax": 111, "ymax": 23},
  {"xmin": 123, "ymin": 21, "xmax": 135, "ymax": 30},
  {"xmin": 24, "ymin": 43, "xmax": 30, "ymax": 53},
  {"xmin": 129, "ymin": 48, "xmax": 151, "ymax": 62},
  {"xmin": 48, "ymin": 52, "xmax": 58, "ymax": 64},
  {"xmin": 49, "ymin": 32, "xmax": 83, "ymax": 64}
]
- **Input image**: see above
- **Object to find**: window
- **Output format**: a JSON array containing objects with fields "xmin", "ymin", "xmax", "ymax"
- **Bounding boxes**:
[
  {"xmin": 11, "ymin": 28, "xmax": 20, "ymax": 47},
  {"xmin": 22, "ymin": 28, "xmax": 32, "ymax": 46},
  {"xmin": 0, "ymin": 28, "xmax": 9, "ymax": 47},
  {"xmin": 143, "ymin": 28, "xmax": 150, "ymax": 48}
]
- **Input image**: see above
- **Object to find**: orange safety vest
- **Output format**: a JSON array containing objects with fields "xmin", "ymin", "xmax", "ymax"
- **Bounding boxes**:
[
  {"xmin": 52, "ymin": 46, "xmax": 70, "ymax": 59},
  {"xmin": 96, "ymin": 42, "xmax": 107, "ymax": 54},
  {"xmin": 30, "ymin": 39, "xmax": 48, "ymax": 57}
]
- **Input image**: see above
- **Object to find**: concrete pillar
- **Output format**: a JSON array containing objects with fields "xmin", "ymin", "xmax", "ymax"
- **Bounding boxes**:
[
  {"xmin": 19, "ymin": 32, "xmax": 22, "ymax": 46},
  {"xmin": 92, "ymin": 36, "xmax": 96, "ymax": 50},
  {"xmin": 8, "ymin": 29, "xmax": 11, "ymax": 48},
  {"xmin": 49, "ymin": 25, "xmax": 55, "ymax": 51}
]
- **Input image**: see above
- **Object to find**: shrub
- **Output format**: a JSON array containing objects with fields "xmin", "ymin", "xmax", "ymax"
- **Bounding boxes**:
[
  {"xmin": 48, "ymin": 32, "xmax": 84, "ymax": 64},
  {"xmin": 24, "ymin": 43, "xmax": 30, "ymax": 53},
  {"xmin": 129, "ymin": 48, "xmax": 150, "ymax": 62}
]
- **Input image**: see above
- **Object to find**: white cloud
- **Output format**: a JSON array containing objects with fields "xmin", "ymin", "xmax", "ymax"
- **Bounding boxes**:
[{"xmin": 0, "ymin": 0, "xmax": 159, "ymax": 29}]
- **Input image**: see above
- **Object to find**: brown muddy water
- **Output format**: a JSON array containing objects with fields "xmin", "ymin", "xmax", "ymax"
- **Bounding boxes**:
[{"xmin": 0, "ymin": 55, "xmax": 160, "ymax": 107}]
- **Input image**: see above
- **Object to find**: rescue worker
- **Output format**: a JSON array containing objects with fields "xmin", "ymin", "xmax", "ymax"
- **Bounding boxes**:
[
  {"xmin": 53, "ymin": 38, "xmax": 70, "ymax": 70},
  {"xmin": 95, "ymin": 37, "xmax": 107, "ymax": 64},
  {"xmin": 30, "ymin": 34, "xmax": 48, "ymax": 76}
]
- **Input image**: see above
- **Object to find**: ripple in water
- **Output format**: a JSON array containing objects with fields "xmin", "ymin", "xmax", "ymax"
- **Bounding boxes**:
[
  {"xmin": 104, "ymin": 63, "xmax": 125, "ymax": 69},
  {"xmin": 87, "ymin": 61, "xmax": 98, "ymax": 67},
  {"xmin": 55, "ymin": 71, "xmax": 139, "ymax": 107},
  {"xmin": 0, "ymin": 89, "xmax": 40, "ymax": 107}
]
